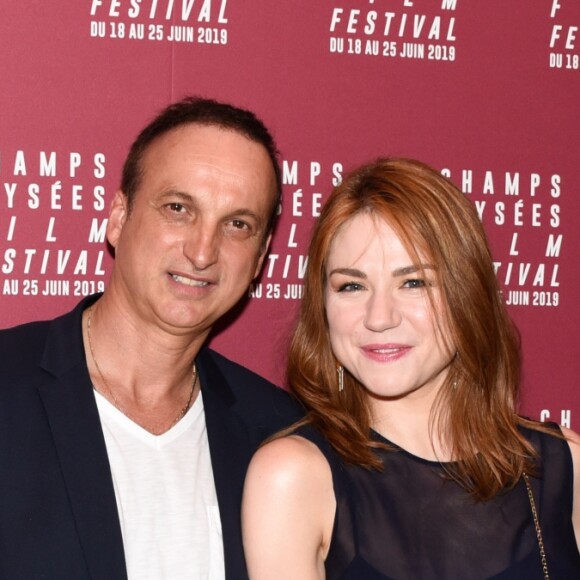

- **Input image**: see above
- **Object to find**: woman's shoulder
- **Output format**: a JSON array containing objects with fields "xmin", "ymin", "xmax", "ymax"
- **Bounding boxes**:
[
  {"xmin": 518, "ymin": 420, "xmax": 574, "ymax": 467},
  {"xmin": 521, "ymin": 421, "xmax": 578, "ymax": 513},
  {"xmin": 520, "ymin": 420, "xmax": 577, "ymax": 454},
  {"xmin": 247, "ymin": 434, "xmax": 333, "ymax": 495},
  {"xmin": 560, "ymin": 426, "xmax": 580, "ymax": 482},
  {"xmin": 560, "ymin": 425, "xmax": 580, "ymax": 448},
  {"xmin": 243, "ymin": 428, "xmax": 339, "ymax": 579},
  {"xmin": 243, "ymin": 434, "xmax": 336, "ymax": 565}
]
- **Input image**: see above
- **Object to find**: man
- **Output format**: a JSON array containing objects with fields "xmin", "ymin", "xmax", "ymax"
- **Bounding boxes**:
[{"xmin": 0, "ymin": 97, "xmax": 302, "ymax": 579}]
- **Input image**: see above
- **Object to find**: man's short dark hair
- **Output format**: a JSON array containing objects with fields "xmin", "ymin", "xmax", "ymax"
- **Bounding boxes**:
[{"xmin": 121, "ymin": 96, "xmax": 282, "ymax": 235}]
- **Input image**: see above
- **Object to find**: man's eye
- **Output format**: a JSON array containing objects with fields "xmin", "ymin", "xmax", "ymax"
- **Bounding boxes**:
[
  {"xmin": 231, "ymin": 219, "xmax": 250, "ymax": 230},
  {"xmin": 167, "ymin": 203, "xmax": 185, "ymax": 212}
]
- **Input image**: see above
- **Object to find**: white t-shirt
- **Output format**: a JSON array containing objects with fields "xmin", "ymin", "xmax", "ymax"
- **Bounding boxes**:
[{"xmin": 94, "ymin": 390, "xmax": 225, "ymax": 580}]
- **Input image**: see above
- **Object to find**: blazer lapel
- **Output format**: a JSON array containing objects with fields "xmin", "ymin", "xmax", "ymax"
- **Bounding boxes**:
[
  {"xmin": 37, "ymin": 298, "xmax": 127, "ymax": 580},
  {"xmin": 198, "ymin": 350, "xmax": 253, "ymax": 579}
]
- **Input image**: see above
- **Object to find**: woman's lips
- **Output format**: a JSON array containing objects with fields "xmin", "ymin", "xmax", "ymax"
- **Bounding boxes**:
[{"xmin": 360, "ymin": 344, "xmax": 412, "ymax": 362}]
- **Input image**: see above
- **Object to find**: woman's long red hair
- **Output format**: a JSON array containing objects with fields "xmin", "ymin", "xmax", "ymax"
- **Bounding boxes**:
[{"xmin": 286, "ymin": 158, "xmax": 551, "ymax": 500}]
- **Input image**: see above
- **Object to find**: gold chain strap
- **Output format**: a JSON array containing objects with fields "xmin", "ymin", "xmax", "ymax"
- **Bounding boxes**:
[{"xmin": 523, "ymin": 473, "xmax": 549, "ymax": 580}]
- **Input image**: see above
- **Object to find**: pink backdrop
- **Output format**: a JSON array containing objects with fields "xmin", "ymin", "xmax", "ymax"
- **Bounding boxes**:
[{"xmin": 1, "ymin": 0, "xmax": 578, "ymax": 428}]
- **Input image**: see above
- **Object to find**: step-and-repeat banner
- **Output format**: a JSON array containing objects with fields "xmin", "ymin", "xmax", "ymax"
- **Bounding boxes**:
[{"xmin": 0, "ymin": 1, "xmax": 578, "ymax": 427}]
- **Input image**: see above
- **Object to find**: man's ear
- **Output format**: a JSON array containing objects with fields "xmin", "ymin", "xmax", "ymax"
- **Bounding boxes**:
[
  {"xmin": 106, "ymin": 190, "xmax": 129, "ymax": 249},
  {"xmin": 253, "ymin": 233, "xmax": 272, "ymax": 279}
]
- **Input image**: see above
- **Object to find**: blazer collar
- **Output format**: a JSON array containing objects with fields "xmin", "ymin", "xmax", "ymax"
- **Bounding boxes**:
[
  {"xmin": 37, "ymin": 294, "xmax": 128, "ymax": 579},
  {"xmin": 40, "ymin": 293, "xmax": 100, "ymax": 376},
  {"xmin": 198, "ymin": 349, "xmax": 253, "ymax": 579}
]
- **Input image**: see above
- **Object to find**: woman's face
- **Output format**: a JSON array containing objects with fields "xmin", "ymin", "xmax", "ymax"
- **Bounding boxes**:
[{"xmin": 324, "ymin": 212, "xmax": 455, "ymax": 408}]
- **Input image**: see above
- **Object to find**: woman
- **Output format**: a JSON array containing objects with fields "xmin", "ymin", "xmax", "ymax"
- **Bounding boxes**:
[{"xmin": 242, "ymin": 158, "xmax": 580, "ymax": 579}]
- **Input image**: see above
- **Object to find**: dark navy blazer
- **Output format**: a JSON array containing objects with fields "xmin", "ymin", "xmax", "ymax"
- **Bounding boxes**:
[{"xmin": 0, "ymin": 295, "xmax": 302, "ymax": 579}]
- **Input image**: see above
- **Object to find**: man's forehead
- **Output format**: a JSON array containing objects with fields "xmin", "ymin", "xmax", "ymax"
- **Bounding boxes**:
[
  {"xmin": 144, "ymin": 123, "xmax": 261, "ymax": 157},
  {"xmin": 135, "ymin": 126, "xmax": 273, "ymax": 199},
  {"xmin": 139, "ymin": 124, "xmax": 272, "ymax": 180}
]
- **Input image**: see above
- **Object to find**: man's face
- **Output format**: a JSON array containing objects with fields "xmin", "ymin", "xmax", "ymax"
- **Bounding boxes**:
[{"xmin": 106, "ymin": 123, "xmax": 276, "ymax": 339}]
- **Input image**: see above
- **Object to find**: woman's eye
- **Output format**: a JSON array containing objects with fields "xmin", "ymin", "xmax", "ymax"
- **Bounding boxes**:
[
  {"xmin": 337, "ymin": 282, "xmax": 364, "ymax": 292},
  {"xmin": 403, "ymin": 279, "xmax": 427, "ymax": 289}
]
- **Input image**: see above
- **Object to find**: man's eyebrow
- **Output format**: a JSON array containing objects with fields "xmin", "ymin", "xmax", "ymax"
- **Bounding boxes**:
[
  {"xmin": 158, "ymin": 189, "xmax": 194, "ymax": 202},
  {"xmin": 224, "ymin": 208, "xmax": 261, "ymax": 221},
  {"xmin": 158, "ymin": 190, "xmax": 261, "ymax": 222}
]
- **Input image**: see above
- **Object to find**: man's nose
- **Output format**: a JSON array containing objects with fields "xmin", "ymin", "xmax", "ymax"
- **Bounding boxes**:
[{"xmin": 184, "ymin": 223, "xmax": 219, "ymax": 270}]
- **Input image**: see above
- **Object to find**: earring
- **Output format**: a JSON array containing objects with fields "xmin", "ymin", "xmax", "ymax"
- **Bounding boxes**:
[{"xmin": 337, "ymin": 365, "xmax": 344, "ymax": 392}]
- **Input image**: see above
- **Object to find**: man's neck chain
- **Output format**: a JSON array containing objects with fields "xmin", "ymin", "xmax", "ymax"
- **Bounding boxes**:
[{"xmin": 86, "ymin": 306, "xmax": 197, "ymax": 435}]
